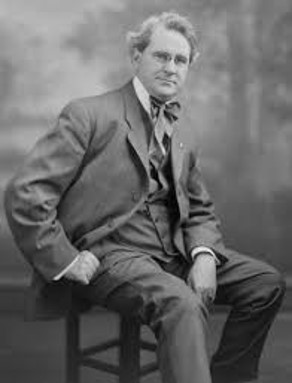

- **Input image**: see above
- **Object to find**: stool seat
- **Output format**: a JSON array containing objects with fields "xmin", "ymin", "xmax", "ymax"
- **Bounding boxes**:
[{"xmin": 66, "ymin": 306, "xmax": 158, "ymax": 383}]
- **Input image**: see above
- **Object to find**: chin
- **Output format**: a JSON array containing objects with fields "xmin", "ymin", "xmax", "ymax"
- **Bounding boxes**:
[{"xmin": 155, "ymin": 88, "xmax": 177, "ymax": 101}]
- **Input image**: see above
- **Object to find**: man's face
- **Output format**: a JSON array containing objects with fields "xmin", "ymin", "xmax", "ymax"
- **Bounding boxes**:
[{"xmin": 133, "ymin": 25, "xmax": 191, "ymax": 101}]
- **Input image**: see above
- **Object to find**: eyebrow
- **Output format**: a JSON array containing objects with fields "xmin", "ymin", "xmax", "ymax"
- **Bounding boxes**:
[{"xmin": 153, "ymin": 50, "xmax": 189, "ymax": 60}]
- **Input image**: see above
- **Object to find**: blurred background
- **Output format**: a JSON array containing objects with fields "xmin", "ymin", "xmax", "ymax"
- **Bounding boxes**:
[
  {"xmin": 1, "ymin": 0, "xmax": 292, "ymax": 281},
  {"xmin": 1, "ymin": 1, "xmax": 292, "ymax": 382}
]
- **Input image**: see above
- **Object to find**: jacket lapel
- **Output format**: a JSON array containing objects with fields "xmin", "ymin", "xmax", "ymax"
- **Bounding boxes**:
[
  {"xmin": 171, "ymin": 118, "xmax": 185, "ymax": 184},
  {"xmin": 121, "ymin": 81, "xmax": 186, "ymax": 184},
  {"xmin": 122, "ymin": 82, "xmax": 150, "ymax": 176}
]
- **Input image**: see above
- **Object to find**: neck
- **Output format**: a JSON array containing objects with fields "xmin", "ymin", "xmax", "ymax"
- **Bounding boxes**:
[{"xmin": 134, "ymin": 76, "xmax": 176, "ymax": 102}]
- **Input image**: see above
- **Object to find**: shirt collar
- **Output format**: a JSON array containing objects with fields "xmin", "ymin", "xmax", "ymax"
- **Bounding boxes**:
[{"xmin": 132, "ymin": 76, "xmax": 151, "ymax": 115}]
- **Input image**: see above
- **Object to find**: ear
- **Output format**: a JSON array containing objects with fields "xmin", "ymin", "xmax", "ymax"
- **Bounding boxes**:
[{"xmin": 131, "ymin": 48, "xmax": 142, "ymax": 67}]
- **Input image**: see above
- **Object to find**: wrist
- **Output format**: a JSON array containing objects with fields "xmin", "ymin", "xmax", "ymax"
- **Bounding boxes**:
[
  {"xmin": 193, "ymin": 252, "xmax": 216, "ymax": 265},
  {"xmin": 191, "ymin": 246, "xmax": 220, "ymax": 266}
]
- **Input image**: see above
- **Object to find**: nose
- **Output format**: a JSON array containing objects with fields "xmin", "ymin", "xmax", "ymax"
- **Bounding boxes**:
[{"xmin": 164, "ymin": 58, "xmax": 177, "ymax": 73}]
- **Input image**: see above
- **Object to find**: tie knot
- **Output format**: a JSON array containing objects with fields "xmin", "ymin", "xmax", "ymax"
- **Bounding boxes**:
[{"xmin": 150, "ymin": 96, "xmax": 180, "ymax": 122}]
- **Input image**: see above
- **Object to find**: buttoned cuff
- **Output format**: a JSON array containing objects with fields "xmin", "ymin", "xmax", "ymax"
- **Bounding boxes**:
[
  {"xmin": 190, "ymin": 246, "xmax": 221, "ymax": 265},
  {"xmin": 53, "ymin": 254, "xmax": 80, "ymax": 281}
]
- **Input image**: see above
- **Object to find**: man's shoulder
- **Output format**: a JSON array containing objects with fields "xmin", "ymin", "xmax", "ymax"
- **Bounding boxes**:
[{"xmin": 62, "ymin": 81, "xmax": 131, "ymax": 118}]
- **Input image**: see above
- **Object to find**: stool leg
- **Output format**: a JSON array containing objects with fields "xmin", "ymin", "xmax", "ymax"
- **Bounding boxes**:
[
  {"xmin": 66, "ymin": 311, "xmax": 80, "ymax": 383},
  {"xmin": 119, "ymin": 316, "xmax": 141, "ymax": 383}
]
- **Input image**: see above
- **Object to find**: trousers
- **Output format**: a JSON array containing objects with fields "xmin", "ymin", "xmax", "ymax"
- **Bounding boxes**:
[{"xmin": 73, "ymin": 249, "xmax": 285, "ymax": 383}]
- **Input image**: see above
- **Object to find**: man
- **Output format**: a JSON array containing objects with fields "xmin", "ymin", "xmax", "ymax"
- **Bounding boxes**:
[{"xmin": 5, "ymin": 11, "xmax": 285, "ymax": 383}]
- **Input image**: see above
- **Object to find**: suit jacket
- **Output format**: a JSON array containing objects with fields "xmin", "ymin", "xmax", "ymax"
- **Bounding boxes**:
[{"xmin": 5, "ymin": 81, "xmax": 228, "ymax": 319}]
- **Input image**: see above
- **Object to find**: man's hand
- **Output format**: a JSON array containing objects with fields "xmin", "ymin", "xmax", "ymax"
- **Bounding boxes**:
[
  {"xmin": 64, "ymin": 250, "xmax": 100, "ymax": 285},
  {"xmin": 187, "ymin": 253, "xmax": 217, "ymax": 306}
]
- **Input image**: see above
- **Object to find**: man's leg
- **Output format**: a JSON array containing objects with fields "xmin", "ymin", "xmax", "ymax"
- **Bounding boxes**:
[
  {"xmin": 73, "ymin": 252, "xmax": 212, "ymax": 383},
  {"xmin": 211, "ymin": 250, "xmax": 286, "ymax": 383}
]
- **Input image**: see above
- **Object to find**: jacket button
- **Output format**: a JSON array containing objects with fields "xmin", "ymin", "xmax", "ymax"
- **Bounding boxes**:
[
  {"xmin": 179, "ymin": 142, "xmax": 184, "ymax": 149},
  {"xmin": 131, "ymin": 191, "xmax": 139, "ymax": 202}
]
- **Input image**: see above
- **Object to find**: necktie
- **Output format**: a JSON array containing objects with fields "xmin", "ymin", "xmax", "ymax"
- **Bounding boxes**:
[{"xmin": 150, "ymin": 96, "xmax": 180, "ymax": 157}]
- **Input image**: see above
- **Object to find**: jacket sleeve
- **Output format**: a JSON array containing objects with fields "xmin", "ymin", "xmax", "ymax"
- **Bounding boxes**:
[
  {"xmin": 4, "ymin": 100, "xmax": 92, "ymax": 281},
  {"xmin": 183, "ymin": 152, "xmax": 228, "ymax": 262}
]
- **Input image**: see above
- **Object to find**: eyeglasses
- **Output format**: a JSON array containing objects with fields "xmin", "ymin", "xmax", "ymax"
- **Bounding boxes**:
[{"xmin": 152, "ymin": 50, "xmax": 200, "ymax": 66}]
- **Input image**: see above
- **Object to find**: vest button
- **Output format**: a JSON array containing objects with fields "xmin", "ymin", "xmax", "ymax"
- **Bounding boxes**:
[
  {"xmin": 144, "ymin": 207, "xmax": 151, "ymax": 216},
  {"xmin": 108, "ymin": 218, "xmax": 114, "ymax": 228}
]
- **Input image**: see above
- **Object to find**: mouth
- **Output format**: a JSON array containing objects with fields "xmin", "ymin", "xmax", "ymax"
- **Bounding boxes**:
[{"xmin": 157, "ymin": 78, "xmax": 177, "ymax": 86}]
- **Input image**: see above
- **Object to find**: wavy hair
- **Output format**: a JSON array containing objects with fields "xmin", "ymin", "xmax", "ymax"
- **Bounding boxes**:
[{"xmin": 127, "ymin": 11, "xmax": 199, "ymax": 64}]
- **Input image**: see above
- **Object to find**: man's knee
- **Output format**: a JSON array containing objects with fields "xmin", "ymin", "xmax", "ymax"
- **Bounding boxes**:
[
  {"xmin": 253, "ymin": 266, "xmax": 286, "ymax": 309},
  {"xmin": 264, "ymin": 268, "xmax": 286, "ymax": 299},
  {"xmin": 151, "ymin": 283, "xmax": 208, "ymax": 329}
]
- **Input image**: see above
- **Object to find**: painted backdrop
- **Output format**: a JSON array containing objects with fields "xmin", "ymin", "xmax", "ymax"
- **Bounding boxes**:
[{"xmin": 1, "ymin": 0, "xmax": 292, "ymax": 280}]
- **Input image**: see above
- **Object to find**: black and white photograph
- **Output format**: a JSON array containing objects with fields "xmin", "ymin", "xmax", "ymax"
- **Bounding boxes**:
[{"xmin": 1, "ymin": 1, "xmax": 292, "ymax": 382}]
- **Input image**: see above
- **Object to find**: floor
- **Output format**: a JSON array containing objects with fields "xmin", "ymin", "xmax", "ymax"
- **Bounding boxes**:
[{"xmin": 1, "ymin": 310, "xmax": 292, "ymax": 383}]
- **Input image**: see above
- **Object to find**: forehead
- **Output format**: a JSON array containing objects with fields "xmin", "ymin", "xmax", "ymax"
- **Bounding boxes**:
[{"xmin": 147, "ymin": 25, "xmax": 190, "ymax": 56}]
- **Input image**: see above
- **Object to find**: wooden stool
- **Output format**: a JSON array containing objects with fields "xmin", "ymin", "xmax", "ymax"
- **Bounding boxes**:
[{"xmin": 65, "ymin": 307, "xmax": 158, "ymax": 383}]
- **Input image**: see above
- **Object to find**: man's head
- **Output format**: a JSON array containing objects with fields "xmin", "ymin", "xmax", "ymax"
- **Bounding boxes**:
[{"xmin": 127, "ymin": 12, "xmax": 199, "ymax": 101}]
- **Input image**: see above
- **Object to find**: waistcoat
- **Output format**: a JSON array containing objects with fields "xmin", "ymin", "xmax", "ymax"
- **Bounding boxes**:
[{"xmin": 90, "ymin": 103, "xmax": 180, "ymax": 262}]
